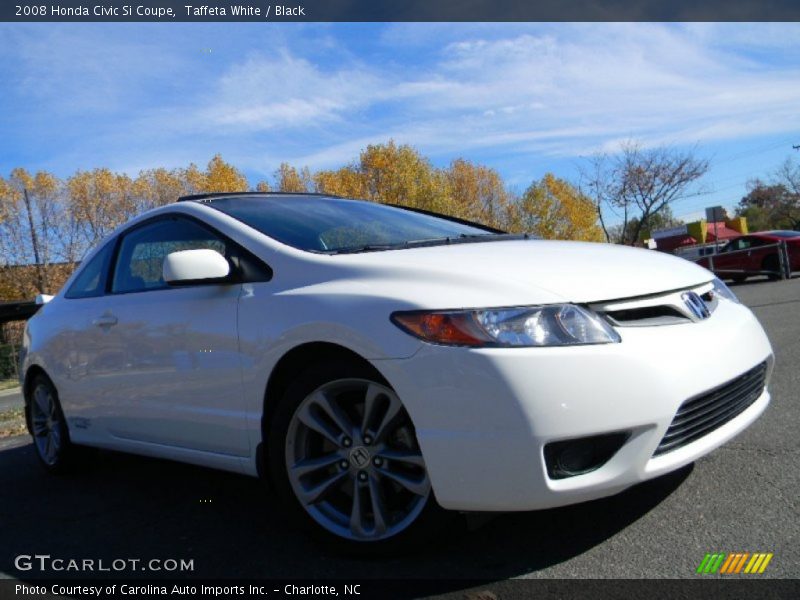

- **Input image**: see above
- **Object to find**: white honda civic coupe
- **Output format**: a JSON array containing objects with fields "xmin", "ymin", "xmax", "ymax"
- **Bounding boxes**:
[{"xmin": 21, "ymin": 193, "xmax": 773, "ymax": 550}]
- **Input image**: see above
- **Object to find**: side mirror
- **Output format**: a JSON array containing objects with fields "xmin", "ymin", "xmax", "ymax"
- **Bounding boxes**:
[
  {"xmin": 163, "ymin": 249, "xmax": 231, "ymax": 286},
  {"xmin": 35, "ymin": 294, "xmax": 54, "ymax": 305}
]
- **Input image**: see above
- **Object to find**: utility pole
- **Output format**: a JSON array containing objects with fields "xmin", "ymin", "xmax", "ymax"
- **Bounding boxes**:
[{"xmin": 22, "ymin": 188, "xmax": 45, "ymax": 294}]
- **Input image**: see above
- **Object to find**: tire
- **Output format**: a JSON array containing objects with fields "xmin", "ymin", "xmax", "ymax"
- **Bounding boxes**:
[
  {"xmin": 26, "ymin": 374, "xmax": 79, "ymax": 474},
  {"xmin": 763, "ymin": 254, "xmax": 781, "ymax": 281},
  {"xmin": 268, "ymin": 358, "xmax": 450, "ymax": 553}
]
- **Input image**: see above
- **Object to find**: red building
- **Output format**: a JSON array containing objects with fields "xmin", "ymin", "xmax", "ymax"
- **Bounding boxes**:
[{"xmin": 650, "ymin": 219, "xmax": 747, "ymax": 253}]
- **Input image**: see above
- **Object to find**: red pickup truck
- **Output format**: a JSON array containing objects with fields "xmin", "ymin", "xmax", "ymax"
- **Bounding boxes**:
[{"xmin": 695, "ymin": 230, "xmax": 800, "ymax": 282}]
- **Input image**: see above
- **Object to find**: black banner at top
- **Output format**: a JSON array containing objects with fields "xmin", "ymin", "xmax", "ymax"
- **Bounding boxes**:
[{"xmin": 3, "ymin": 0, "xmax": 800, "ymax": 22}]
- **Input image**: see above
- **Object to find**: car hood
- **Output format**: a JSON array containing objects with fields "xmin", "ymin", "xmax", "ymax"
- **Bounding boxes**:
[{"xmin": 330, "ymin": 239, "xmax": 714, "ymax": 306}]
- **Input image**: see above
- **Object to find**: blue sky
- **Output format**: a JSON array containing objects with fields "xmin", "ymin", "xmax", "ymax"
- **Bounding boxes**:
[{"xmin": 1, "ymin": 22, "xmax": 799, "ymax": 223}]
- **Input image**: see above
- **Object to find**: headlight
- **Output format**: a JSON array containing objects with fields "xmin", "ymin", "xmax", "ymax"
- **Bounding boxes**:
[
  {"xmin": 391, "ymin": 305, "xmax": 621, "ymax": 347},
  {"xmin": 711, "ymin": 278, "xmax": 740, "ymax": 304}
]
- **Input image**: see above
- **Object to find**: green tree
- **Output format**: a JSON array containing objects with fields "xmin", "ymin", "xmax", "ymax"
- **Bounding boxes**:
[
  {"xmin": 613, "ymin": 205, "xmax": 686, "ymax": 243},
  {"xmin": 736, "ymin": 161, "xmax": 800, "ymax": 231}
]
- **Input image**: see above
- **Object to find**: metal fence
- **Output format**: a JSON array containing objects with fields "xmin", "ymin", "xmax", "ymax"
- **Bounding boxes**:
[{"xmin": 704, "ymin": 240, "xmax": 794, "ymax": 280}]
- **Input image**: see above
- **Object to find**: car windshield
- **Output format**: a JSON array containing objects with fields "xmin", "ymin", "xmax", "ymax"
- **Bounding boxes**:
[{"xmin": 206, "ymin": 195, "xmax": 505, "ymax": 253}]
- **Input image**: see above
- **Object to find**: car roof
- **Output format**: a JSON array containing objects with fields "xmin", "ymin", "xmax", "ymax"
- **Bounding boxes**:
[
  {"xmin": 750, "ymin": 229, "xmax": 800, "ymax": 238},
  {"xmin": 177, "ymin": 192, "xmax": 341, "ymax": 203},
  {"xmin": 763, "ymin": 230, "xmax": 800, "ymax": 237}
]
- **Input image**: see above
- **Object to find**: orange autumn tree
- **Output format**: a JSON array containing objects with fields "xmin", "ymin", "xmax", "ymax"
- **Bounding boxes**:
[
  {"xmin": 313, "ymin": 142, "xmax": 454, "ymax": 216},
  {"xmin": 0, "ymin": 168, "xmax": 75, "ymax": 296},
  {"xmin": 510, "ymin": 173, "xmax": 604, "ymax": 241},
  {"xmin": 181, "ymin": 155, "xmax": 249, "ymax": 194},
  {"xmin": 132, "ymin": 167, "xmax": 189, "ymax": 211},
  {"xmin": 445, "ymin": 158, "xmax": 509, "ymax": 228},
  {"xmin": 275, "ymin": 163, "xmax": 312, "ymax": 193},
  {"xmin": 1, "ymin": 149, "xmax": 608, "ymax": 304}
]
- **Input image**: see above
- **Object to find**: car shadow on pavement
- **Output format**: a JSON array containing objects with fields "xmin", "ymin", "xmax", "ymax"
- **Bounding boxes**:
[{"xmin": 0, "ymin": 439, "xmax": 691, "ymax": 591}]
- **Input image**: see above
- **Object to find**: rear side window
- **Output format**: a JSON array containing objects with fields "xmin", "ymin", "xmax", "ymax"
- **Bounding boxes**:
[
  {"xmin": 112, "ymin": 217, "xmax": 227, "ymax": 294},
  {"xmin": 65, "ymin": 241, "xmax": 115, "ymax": 299}
]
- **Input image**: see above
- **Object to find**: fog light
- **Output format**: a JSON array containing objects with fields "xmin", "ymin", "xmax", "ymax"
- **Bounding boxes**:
[{"xmin": 544, "ymin": 432, "xmax": 630, "ymax": 480}]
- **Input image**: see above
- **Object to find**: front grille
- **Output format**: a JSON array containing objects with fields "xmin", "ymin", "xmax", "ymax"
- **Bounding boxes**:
[
  {"xmin": 590, "ymin": 283, "xmax": 719, "ymax": 328},
  {"xmin": 654, "ymin": 362, "xmax": 768, "ymax": 457},
  {"xmin": 604, "ymin": 305, "xmax": 689, "ymax": 326}
]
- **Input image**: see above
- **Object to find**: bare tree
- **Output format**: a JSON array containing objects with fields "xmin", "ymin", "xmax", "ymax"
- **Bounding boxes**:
[
  {"xmin": 778, "ymin": 157, "xmax": 800, "ymax": 195},
  {"xmin": 582, "ymin": 142, "xmax": 709, "ymax": 245},
  {"xmin": 774, "ymin": 158, "xmax": 800, "ymax": 229}
]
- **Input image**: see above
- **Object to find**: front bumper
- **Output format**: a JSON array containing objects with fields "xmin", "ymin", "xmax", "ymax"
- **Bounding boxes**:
[{"xmin": 372, "ymin": 298, "xmax": 773, "ymax": 511}]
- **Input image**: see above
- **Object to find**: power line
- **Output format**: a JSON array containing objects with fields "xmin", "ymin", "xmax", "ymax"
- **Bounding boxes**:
[
  {"xmin": 715, "ymin": 137, "xmax": 797, "ymax": 163},
  {"xmin": 677, "ymin": 140, "xmax": 800, "ymax": 207}
]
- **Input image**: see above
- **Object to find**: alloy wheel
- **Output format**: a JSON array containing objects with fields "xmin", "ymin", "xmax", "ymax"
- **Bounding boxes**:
[
  {"xmin": 285, "ymin": 378, "xmax": 430, "ymax": 541},
  {"xmin": 30, "ymin": 383, "xmax": 62, "ymax": 466}
]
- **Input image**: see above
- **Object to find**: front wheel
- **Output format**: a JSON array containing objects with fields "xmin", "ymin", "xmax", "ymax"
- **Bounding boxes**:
[{"xmin": 268, "ymin": 359, "xmax": 447, "ymax": 552}]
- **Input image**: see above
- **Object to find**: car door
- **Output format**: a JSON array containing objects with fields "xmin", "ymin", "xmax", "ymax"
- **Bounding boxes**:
[
  {"xmin": 740, "ymin": 236, "xmax": 766, "ymax": 271},
  {"xmin": 83, "ymin": 215, "xmax": 250, "ymax": 457},
  {"xmin": 52, "ymin": 238, "xmax": 120, "ymax": 426},
  {"xmin": 789, "ymin": 239, "xmax": 800, "ymax": 271},
  {"xmin": 713, "ymin": 238, "xmax": 744, "ymax": 272}
]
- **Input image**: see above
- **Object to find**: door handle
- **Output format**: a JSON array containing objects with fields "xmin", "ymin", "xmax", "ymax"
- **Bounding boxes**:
[{"xmin": 92, "ymin": 315, "xmax": 118, "ymax": 328}]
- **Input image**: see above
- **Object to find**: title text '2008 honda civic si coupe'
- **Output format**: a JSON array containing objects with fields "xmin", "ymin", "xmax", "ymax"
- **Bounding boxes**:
[{"xmin": 21, "ymin": 193, "xmax": 773, "ymax": 550}]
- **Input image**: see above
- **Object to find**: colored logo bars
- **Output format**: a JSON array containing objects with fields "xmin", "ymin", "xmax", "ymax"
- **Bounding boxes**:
[{"xmin": 696, "ymin": 552, "xmax": 773, "ymax": 574}]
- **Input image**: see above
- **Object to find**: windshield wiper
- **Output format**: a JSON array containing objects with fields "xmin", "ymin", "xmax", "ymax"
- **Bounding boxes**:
[
  {"xmin": 326, "ymin": 233, "xmax": 531, "ymax": 255},
  {"xmin": 327, "ymin": 243, "xmax": 407, "ymax": 255},
  {"xmin": 404, "ymin": 233, "xmax": 529, "ymax": 248}
]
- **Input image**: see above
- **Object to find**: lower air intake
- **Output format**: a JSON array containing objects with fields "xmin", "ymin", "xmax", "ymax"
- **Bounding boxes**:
[{"xmin": 654, "ymin": 362, "xmax": 768, "ymax": 457}]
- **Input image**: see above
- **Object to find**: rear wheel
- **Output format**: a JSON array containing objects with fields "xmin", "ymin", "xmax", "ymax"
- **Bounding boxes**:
[
  {"xmin": 268, "ymin": 359, "xmax": 447, "ymax": 552},
  {"xmin": 763, "ymin": 254, "xmax": 781, "ymax": 281},
  {"xmin": 27, "ymin": 374, "xmax": 76, "ymax": 473}
]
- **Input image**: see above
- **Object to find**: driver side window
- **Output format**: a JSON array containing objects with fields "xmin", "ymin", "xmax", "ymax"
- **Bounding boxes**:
[
  {"xmin": 728, "ymin": 239, "xmax": 745, "ymax": 252},
  {"xmin": 112, "ymin": 217, "xmax": 227, "ymax": 294}
]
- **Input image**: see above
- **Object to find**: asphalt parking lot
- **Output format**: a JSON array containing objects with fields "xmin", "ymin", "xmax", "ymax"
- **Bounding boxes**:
[{"xmin": 0, "ymin": 277, "xmax": 797, "ymax": 591}]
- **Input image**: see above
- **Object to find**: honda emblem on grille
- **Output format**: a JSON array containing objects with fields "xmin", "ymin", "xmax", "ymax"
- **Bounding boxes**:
[{"xmin": 682, "ymin": 291, "xmax": 710, "ymax": 321}]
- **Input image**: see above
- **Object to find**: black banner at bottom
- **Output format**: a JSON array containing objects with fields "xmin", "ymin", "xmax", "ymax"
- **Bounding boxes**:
[{"xmin": 1, "ymin": 579, "xmax": 799, "ymax": 600}]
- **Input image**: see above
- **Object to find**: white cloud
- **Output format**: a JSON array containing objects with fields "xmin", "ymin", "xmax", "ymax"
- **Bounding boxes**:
[
  {"xmin": 389, "ymin": 24, "xmax": 800, "ymax": 157},
  {"xmin": 7, "ymin": 25, "xmax": 186, "ymax": 113},
  {"xmin": 194, "ymin": 23, "xmax": 799, "ymax": 171},
  {"xmin": 200, "ymin": 50, "xmax": 380, "ymax": 130},
  {"xmin": 3, "ymin": 22, "xmax": 800, "ymax": 186}
]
